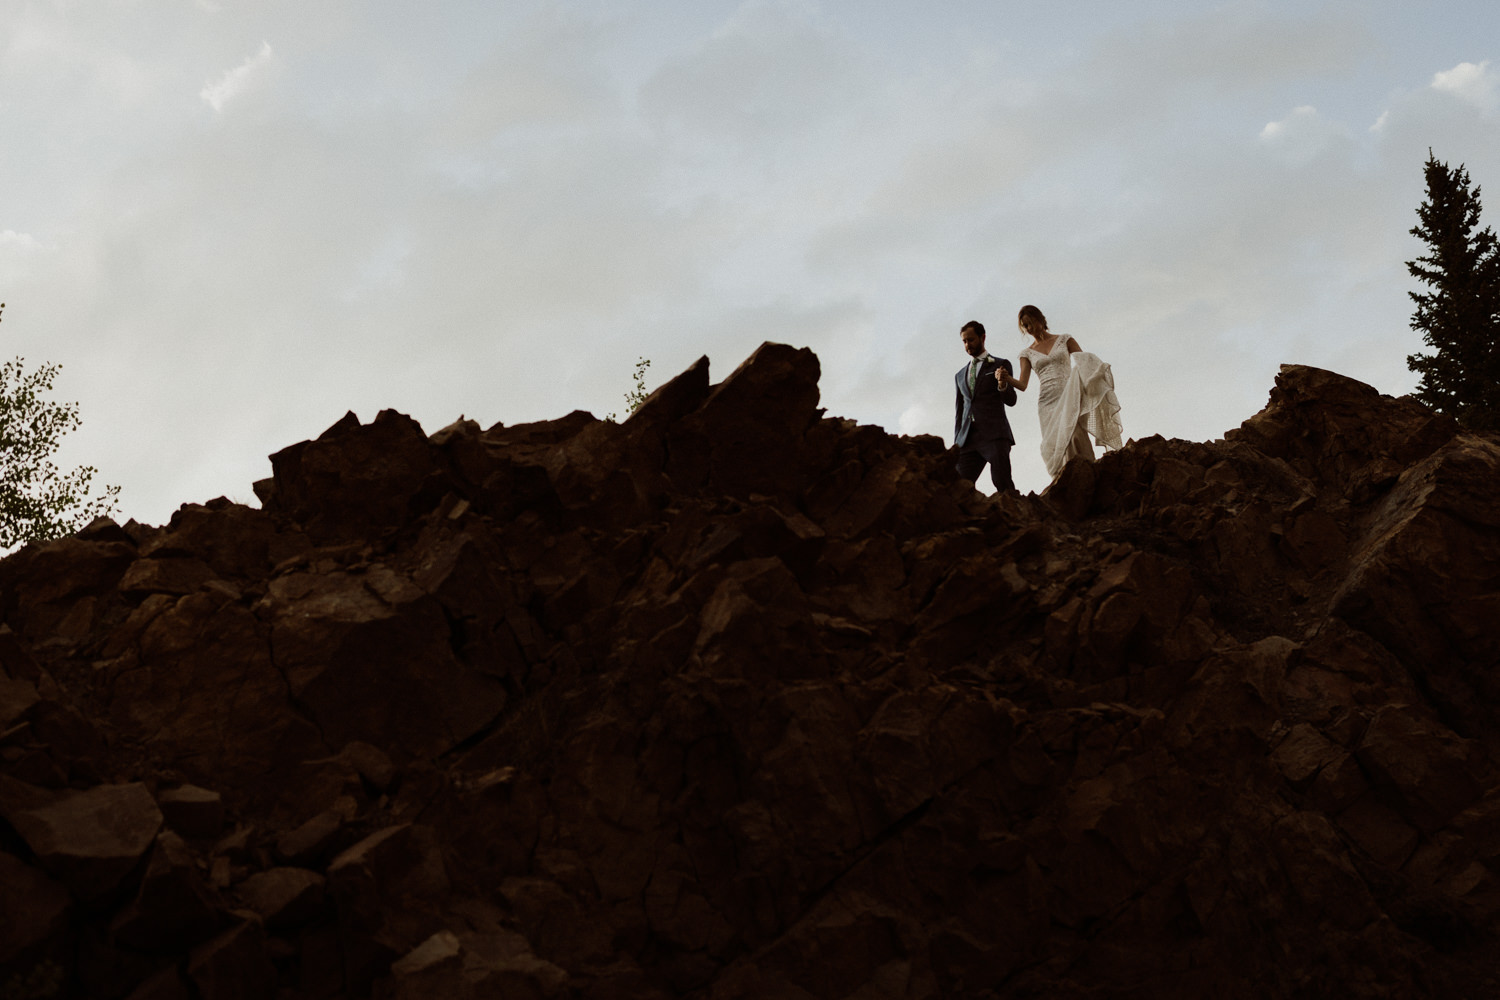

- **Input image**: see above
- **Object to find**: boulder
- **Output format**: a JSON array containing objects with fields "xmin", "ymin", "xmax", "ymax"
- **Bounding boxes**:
[
  {"xmin": 669, "ymin": 343, "xmax": 824, "ymax": 499},
  {"xmin": 110, "ymin": 831, "xmax": 222, "ymax": 952},
  {"xmin": 0, "ymin": 778, "xmax": 162, "ymax": 899},
  {"xmin": 0, "ymin": 537, "xmax": 136, "ymax": 641},
  {"xmin": 0, "ymin": 849, "xmax": 70, "ymax": 968},
  {"xmin": 235, "ymin": 867, "xmax": 327, "ymax": 931},
  {"xmin": 1355, "ymin": 706, "xmax": 1481, "ymax": 834},
  {"xmin": 1333, "ymin": 434, "xmax": 1500, "ymax": 738},
  {"xmin": 275, "ymin": 809, "xmax": 347, "ymax": 867},
  {"xmin": 259, "ymin": 409, "xmax": 446, "ymax": 544},
  {"xmin": 117, "ymin": 557, "xmax": 216, "ymax": 597},
  {"xmin": 103, "ymin": 592, "xmax": 323, "ymax": 801},
  {"xmin": 123, "ymin": 966, "xmax": 193, "ymax": 1000},
  {"xmin": 156, "ymin": 785, "xmax": 224, "ymax": 840},
  {"xmin": 139, "ymin": 500, "xmax": 304, "ymax": 579},
  {"xmin": 328, "ymin": 824, "xmax": 450, "ymax": 994},
  {"xmin": 186, "ymin": 917, "xmax": 275, "ymax": 1000},
  {"xmin": 264, "ymin": 567, "xmax": 507, "ymax": 759}
]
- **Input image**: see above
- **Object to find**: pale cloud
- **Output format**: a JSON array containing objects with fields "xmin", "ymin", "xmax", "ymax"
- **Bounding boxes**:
[
  {"xmin": 1260, "ymin": 105, "xmax": 1318, "ymax": 140},
  {"xmin": 0, "ymin": 230, "xmax": 39, "ymax": 250},
  {"xmin": 1081, "ymin": 8, "xmax": 1372, "ymax": 107},
  {"xmin": 1258, "ymin": 105, "xmax": 1349, "ymax": 163},
  {"xmin": 640, "ymin": 0, "xmax": 870, "ymax": 156},
  {"xmin": 2, "ymin": 10, "xmax": 157, "ymax": 108},
  {"xmin": 0, "ymin": 230, "xmax": 43, "ymax": 281},
  {"xmin": 1431, "ymin": 60, "xmax": 1497, "ymax": 110},
  {"xmin": 429, "ymin": 12, "xmax": 617, "ymax": 150},
  {"xmin": 200, "ymin": 41, "xmax": 274, "ymax": 112},
  {"xmin": 898, "ymin": 403, "xmax": 934, "ymax": 437}
]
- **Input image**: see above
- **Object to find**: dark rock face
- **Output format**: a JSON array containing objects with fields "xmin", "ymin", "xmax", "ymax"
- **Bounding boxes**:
[{"xmin": 1, "ymin": 349, "xmax": 1499, "ymax": 998}]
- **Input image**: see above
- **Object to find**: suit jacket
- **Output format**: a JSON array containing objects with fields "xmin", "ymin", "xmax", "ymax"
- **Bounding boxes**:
[{"xmin": 955, "ymin": 355, "xmax": 1017, "ymax": 447}]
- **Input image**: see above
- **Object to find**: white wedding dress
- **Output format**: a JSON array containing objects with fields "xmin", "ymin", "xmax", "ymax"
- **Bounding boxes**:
[{"xmin": 1020, "ymin": 336, "xmax": 1124, "ymax": 479}]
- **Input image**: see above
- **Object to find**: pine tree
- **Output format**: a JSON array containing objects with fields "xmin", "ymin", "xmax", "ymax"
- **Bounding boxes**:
[
  {"xmin": 0, "ymin": 303, "xmax": 122, "ymax": 549},
  {"xmin": 1406, "ymin": 150, "xmax": 1500, "ymax": 432}
]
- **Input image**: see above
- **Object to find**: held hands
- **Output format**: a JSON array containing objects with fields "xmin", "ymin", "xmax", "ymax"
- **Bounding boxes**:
[{"xmin": 994, "ymin": 369, "xmax": 1011, "ymax": 388}]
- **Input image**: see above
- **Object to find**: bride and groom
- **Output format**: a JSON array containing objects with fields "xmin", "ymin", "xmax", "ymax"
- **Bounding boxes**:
[{"xmin": 953, "ymin": 305, "xmax": 1123, "ymax": 492}]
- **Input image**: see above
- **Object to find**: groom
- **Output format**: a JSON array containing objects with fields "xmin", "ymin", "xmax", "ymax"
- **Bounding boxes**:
[{"xmin": 954, "ymin": 320, "xmax": 1017, "ymax": 492}]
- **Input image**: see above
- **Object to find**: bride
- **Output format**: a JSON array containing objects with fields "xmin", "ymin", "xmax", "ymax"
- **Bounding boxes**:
[{"xmin": 997, "ymin": 304, "xmax": 1123, "ymax": 479}]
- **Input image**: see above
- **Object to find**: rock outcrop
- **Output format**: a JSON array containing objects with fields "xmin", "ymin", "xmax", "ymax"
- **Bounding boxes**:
[{"xmin": 2, "ymin": 343, "xmax": 1499, "ymax": 998}]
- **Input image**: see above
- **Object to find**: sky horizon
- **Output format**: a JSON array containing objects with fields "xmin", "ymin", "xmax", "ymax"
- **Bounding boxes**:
[{"xmin": 3, "ymin": 1, "xmax": 1498, "ymax": 527}]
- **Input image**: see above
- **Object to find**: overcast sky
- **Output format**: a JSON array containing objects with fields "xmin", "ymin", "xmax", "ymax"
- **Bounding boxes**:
[{"xmin": 3, "ymin": 1, "xmax": 1498, "ymax": 525}]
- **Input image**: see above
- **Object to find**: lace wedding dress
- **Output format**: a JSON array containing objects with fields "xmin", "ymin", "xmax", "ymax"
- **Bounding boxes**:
[{"xmin": 1020, "ymin": 336, "xmax": 1124, "ymax": 479}]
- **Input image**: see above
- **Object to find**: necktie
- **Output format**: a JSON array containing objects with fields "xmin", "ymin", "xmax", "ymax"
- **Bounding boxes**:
[{"xmin": 968, "ymin": 358, "xmax": 980, "ymax": 392}]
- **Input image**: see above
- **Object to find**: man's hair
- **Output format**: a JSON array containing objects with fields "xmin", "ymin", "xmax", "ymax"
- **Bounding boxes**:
[{"xmin": 960, "ymin": 320, "xmax": 985, "ymax": 338}]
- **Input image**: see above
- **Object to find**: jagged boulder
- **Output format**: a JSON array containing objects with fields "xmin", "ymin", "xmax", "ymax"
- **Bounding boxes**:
[{"xmin": 0, "ymin": 779, "xmax": 162, "ymax": 899}]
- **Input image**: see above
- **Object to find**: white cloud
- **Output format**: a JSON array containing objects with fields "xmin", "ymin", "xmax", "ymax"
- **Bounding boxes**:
[
  {"xmin": 1258, "ymin": 105, "xmax": 1349, "ymax": 163},
  {"xmin": 1082, "ymin": 10, "xmax": 1372, "ymax": 106},
  {"xmin": 200, "ymin": 41, "xmax": 274, "ymax": 112},
  {"xmin": 898, "ymin": 403, "xmax": 934, "ymax": 437},
  {"xmin": 0, "ymin": 230, "xmax": 39, "ymax": 250},
  {"xmin": 640, "ymin": 0, "xmax": 869, "ymax": 156},
  {"xmin": 1431, "ymin": 61, "xmax": 1497, "ymax": 111},
  {"xmin": 1260, "ymin": 105, "xmax": 1317, "ymax": 139}
]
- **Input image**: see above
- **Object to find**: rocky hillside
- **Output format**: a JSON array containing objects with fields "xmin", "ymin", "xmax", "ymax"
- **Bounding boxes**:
[{"xmin": 1, "ymin": 343, "xmax": 1498, "ymax": 999}]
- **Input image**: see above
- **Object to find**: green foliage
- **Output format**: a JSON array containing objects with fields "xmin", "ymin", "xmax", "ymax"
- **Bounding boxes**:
[
  {"xmin": 606, "ymin": 356, "xmax": 653, "ymax": 422},
  {"xmin": 1406, "ymin": 151, "xmax": 1500, "ymax": 432},
  {"xmin": 0, "ymin": 304, "xmax": 121, "ymax": 550},
  {"xmin": 624, "ymin": 356, "xmax": 652, "ymax": 414}
]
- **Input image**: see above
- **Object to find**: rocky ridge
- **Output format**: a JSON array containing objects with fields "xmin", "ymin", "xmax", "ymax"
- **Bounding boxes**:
[{"xmin": 1, "ymin": 343, "xmax": 1499, "ymax": 998}]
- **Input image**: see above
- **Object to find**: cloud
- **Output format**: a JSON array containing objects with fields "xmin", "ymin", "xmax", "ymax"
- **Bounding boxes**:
[
  {"xmin": 1260, "ymin": 105, "xmax": 1316, "ymax": 140},
  {"xmin": 200, "ymin": 41, "xmax": 274, "ymax": 112},
  {"xmin": 0, "ymin": 230, "xmax": 43, "ymax": 282},
  {"xmin": 1079, "ymin": 8, "xmax": 1373, "ymax": 109},
  {"xmin": 1258, "ymin": 105, "xmax": 1349, "ymax": 163},
  {"xmin": 428, "ymin": 12, "xmax": 616, "ymax": 150},
  {"xmin": 640, "ymin": 0, "xmax": 870, "ymax": 158},
  {"xmin": 0, "ymin": 230, "xmax": 39, "ymax": 250},
  {"xmin": 1431, "ymin": 60, "xmax": 1498, "ymax": 111},
  {"xmin": 898, "ymin": 403, "xmax": 934, "ymax": 437}
]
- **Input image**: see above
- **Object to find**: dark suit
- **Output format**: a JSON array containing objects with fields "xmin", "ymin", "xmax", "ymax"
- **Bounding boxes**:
[{"xmin": 954, "ymin": 354, "xmax": 1018, "ymax": 491}]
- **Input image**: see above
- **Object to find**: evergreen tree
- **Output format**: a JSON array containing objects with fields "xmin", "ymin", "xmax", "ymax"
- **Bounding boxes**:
[
  {"xmin": 1406, "ymin": 151, "xmax": 1500, "ymax": 431},
  {"xmin": 0, "ymin": 303, "xmax": 122, "ymax": 549}
]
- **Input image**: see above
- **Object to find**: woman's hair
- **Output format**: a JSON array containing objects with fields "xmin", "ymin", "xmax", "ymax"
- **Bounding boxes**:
[{"xmin": 1018, "ymin": 304, "xmax": 1048, "ymax": 335}]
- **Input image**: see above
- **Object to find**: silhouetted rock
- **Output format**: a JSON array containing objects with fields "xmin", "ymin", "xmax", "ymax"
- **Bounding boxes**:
[
  {"xmin": 0, "ymin": 849, "xmax": 70, "ymax": 973},
  {"xmin": 110, "ymin": 831, "xmax": 222, "ymax": 952},
  {"xmin": 156, "ymin": 784, "xmax": 224, "ymax": 840},
  {"xmin": 235, "ymin": 866, "xmax": 327, "ymax": 931},
  {"xmin": 2, "ymin": 350, "xmax": 1498, "ymax": 998},
  {"xmin": 0, "ymin": 778, "xmax": 162, "ymax": 899},
  {"xmin": 186, "ymin": 916, "xmax": 276, "ymax": 1000}
]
